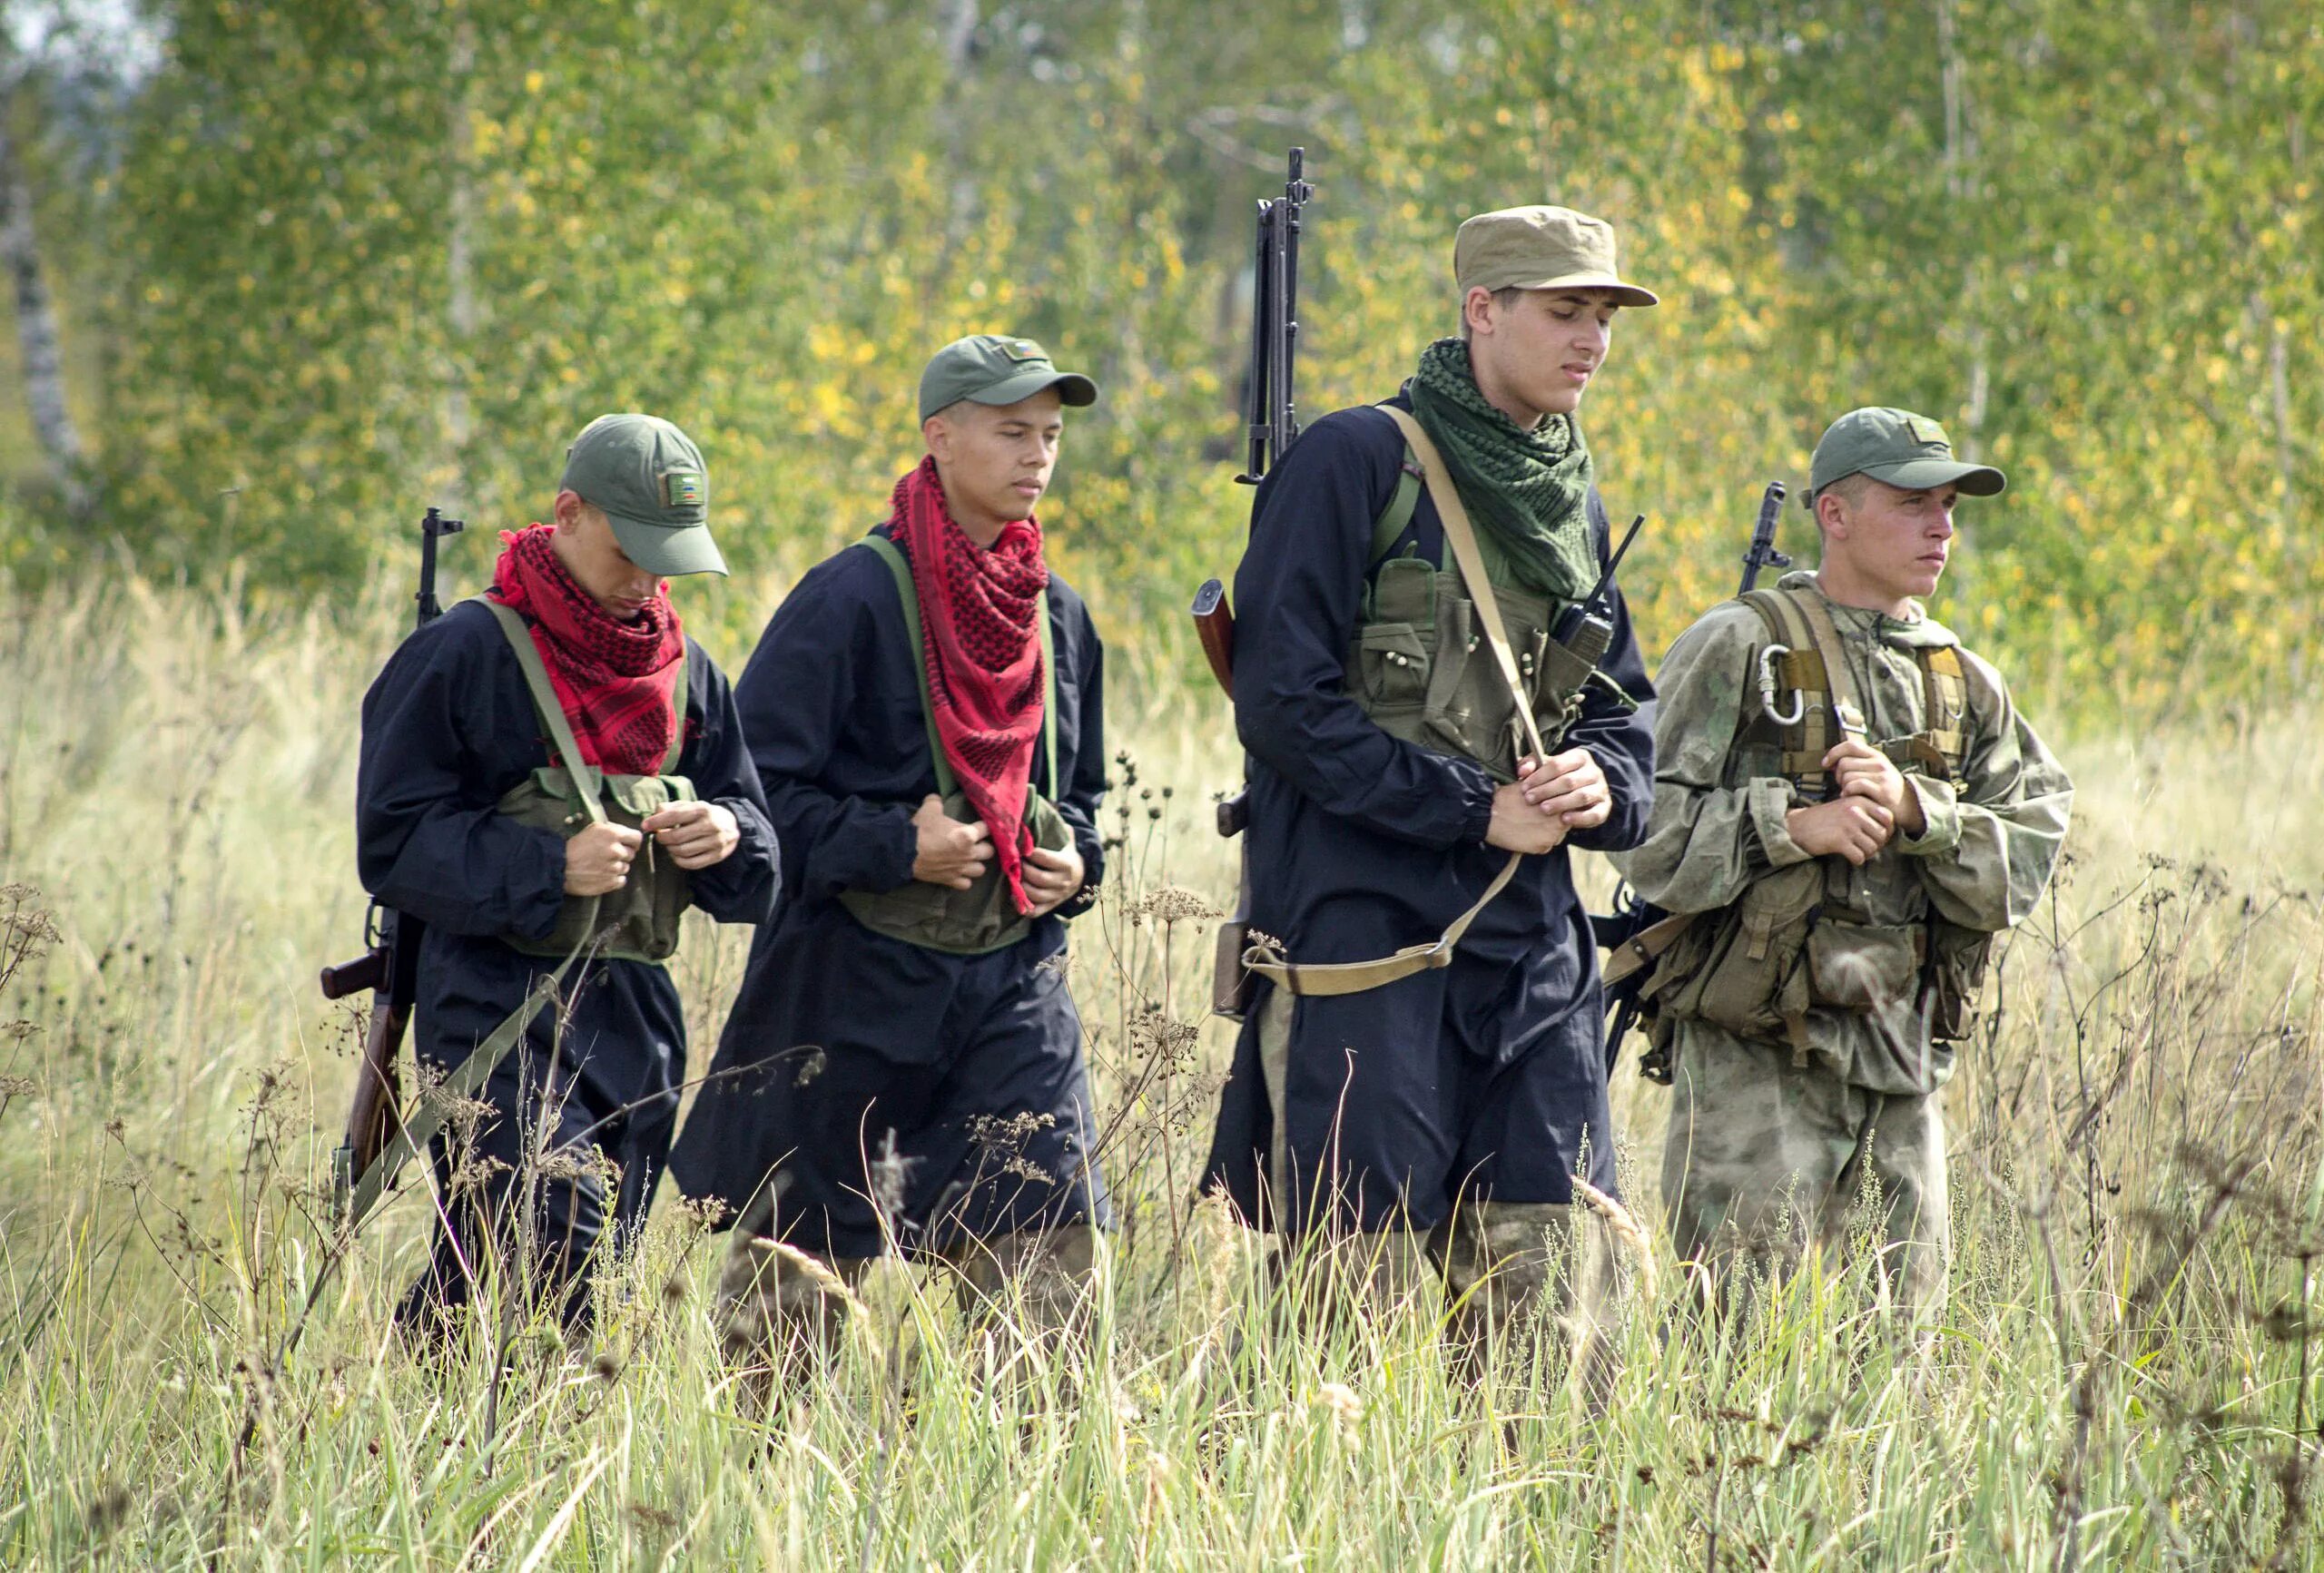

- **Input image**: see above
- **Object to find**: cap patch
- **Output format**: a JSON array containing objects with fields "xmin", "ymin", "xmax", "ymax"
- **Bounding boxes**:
[
  {"xmin": 1002, "ymin": 339, "xmax": 1045, "ymax": 362},
  {"xmin": 1905, "ymin": 416, "xmax": 1951, "ymax": 451},
  {"xmin": 661, "ymin": 469, "xmax": 705, "ymax": 508}
]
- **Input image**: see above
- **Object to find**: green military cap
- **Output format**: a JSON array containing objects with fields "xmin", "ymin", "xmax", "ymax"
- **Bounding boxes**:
[
  {"xmin": 559, "ymin": 413, "xmax": 725, "ymax": 577},
  {"xmin": 918, "ymin": 334, "xmax": 1098, "ymax": 423},
  {"xmin": 1808, "ymin": 407, "xmax": 2006, "ymax": 502},
  {"xmin": 1453, "ymin": 205, "xmax": 1659, "ymax": 308}
]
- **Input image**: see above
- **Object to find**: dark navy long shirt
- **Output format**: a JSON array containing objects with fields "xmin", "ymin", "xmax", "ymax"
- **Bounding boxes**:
[
  {"xmin": 1233, "ymin": 396, "xmax": 1659, "ymax": 1057},
  {"xmin": 356, "ymin": 597, "xmax": 780, "ymax": 1108},
  {"xmin": 669, "ymin": 528, "xmax": 1108, "ymax": 1208}
]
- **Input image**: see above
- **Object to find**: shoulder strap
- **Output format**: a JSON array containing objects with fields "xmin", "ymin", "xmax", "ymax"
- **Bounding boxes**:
[
  {"xmin": 482, "ymin": 598, "xmax": 608, "ymax": 827},
  {"xmin": 1366, "ymin": 444, "xmax": 1423, "ymax": 568},
  {"xmin": 1789, "ymin": 587, "xmax": 1866, "ymax": 741},
  {"xmin": 857, "ymin": 535, "xmax": 1059, "ymax": 801},
  {"xmin": 1912, "ymin": 644, "xmax": 1969, "ymax": 777},
  {"xmin": 1239, "ymin": 406, "xmax": 1538, "ymax": 1003},
  {"xmin": 1377, "ymin": 406, "xmax": 1546, "ymax": 763},
  {"xmin": 858, "ymin": 535, "xmax": 953, "ymax": 799},
  {"xmin": 662, "ymin": 644, "xmax": 691, "ymax": 775},
  {"xmin": 1037, "ymin": 583, "xmax": 1059, "ymax": 797},
  {"xmin": 1739, "ymin": 586, "xmax": 1872, "ymax": 788}
]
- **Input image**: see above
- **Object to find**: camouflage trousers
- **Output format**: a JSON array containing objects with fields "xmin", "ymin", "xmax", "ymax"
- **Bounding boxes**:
[{"xmin": 1660, "ymin": 1020, "xmax": 1948, "ymax": 1321}]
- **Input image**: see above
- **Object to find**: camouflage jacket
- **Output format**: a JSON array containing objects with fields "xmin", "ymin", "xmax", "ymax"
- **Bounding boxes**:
[{"xmin": 1615, "ymin": 571, "xmax": 2073, "ymax": 1083}]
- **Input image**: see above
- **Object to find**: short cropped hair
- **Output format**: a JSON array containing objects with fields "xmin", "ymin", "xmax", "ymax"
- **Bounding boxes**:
[
  {"xmin": 1812, "ymin": 471, "xmax": 1879, "ymax": 533},
  {"xmin": 1460, "ymin": 286, "xmax": 1530, "ymax": 343}
]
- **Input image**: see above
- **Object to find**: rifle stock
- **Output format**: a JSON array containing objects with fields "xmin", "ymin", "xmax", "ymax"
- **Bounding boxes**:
[
  {"xmin": 1191, "ymin": 579, "xmax": 1235, "ymax": 699},
  {"xmin": 325, "ymin": 506, "xmax": 463, "ymax": 1220}
]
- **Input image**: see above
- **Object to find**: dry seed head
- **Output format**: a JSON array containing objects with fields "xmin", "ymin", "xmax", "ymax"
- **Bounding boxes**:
[
  {"xmin": 1571, "ymin": 1175, "xmax": 1659, "ymax": 1295},
  {"xmin": 760, "ymin": 1238, "xmax": 867, "ymax": 1314},
  {"xmin": 1313, "ymin": 1381, "xmax": 1363, "ymax": 1430},
  {"xmin": 1144, "ymin": 886, "xmax": 1222, "ymax": 925}
]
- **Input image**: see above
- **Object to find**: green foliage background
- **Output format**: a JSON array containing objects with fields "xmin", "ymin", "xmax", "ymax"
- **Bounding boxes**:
[{"xmin": 5, "ymin": 0, "xmax": 2319, "ymax": 713}]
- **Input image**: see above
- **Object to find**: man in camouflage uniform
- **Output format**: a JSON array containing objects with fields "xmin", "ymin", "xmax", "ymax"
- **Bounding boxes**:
[{"xmin": 1618, "ymin": 408, "xmax": 2073, "ymax": 1318}]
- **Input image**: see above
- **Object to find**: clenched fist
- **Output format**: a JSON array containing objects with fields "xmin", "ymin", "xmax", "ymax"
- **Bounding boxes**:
[
  {"xmin": 565, "ymin": 821, "xmax": 645, "ymax": 896},
  {"xmin": 911, "ymin": 794, "xmax": 992, "ymax": 890},
  {"xmin": 1019, "ymin": 842, "xmax": 1086, "ymax": 918},
  {"xmin": 1822, "ymin": 737, "xmax": 1924, "ymax": 835}
]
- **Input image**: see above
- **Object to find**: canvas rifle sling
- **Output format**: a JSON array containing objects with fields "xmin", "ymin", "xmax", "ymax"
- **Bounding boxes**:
[{"xmin": 1239, "ymin": 407, "xmax": 1546, "ymax": 998}]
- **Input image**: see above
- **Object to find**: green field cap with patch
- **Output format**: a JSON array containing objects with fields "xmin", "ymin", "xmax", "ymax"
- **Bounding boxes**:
[
  {"xmin": 1808, "ymin": 407, "xmax": 2006, "ymax": 503},
  {"xmin": 1453, "ymin": 205, "xmax": 1659, "ymax": 308},
  {"xmin": 560, "ymin": 413, "xmax": 725, "ymax": 577},
  {"xmin": 919, "ymin": 334, "xmax": 1099, "ymax": 423}
]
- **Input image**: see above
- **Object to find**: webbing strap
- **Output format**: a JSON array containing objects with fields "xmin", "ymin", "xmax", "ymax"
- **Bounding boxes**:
[
  {"xmin": 1918, "ymin": 646, "xmax": 1967, "ymax": 774},
  {"xmin": 1793, "ymin": 590, "xmax": 1868, "ymax": 745},
  {"xmin": 484, "ymin": 598, "xmax": 610, "ymax": 828},
  {"xmin": 1242, "ymin": 409, "xmax": 1538, "ymax": 1000},
  {"xmin": 1600, "ymin": 909, "xmax": 1697, "ymax": 989},
  {"xmin": 1243, "ymin": 852, "xmax": 1525, "ymax": 997},
  {"xmin": 1366, "ymin": 447, "xmax": 1424, "ymax": 568},
  {"xmin": 1742, "ymin": 587, "xmax": 1867, "ymax": 790},
  {"xmin": 857, "ymin": 534, "xmax": 1059, "ymax": 801},
  {"xmin": 1379, "ymin": 408, "xmax": 1548, "ymax": 764},
  {"xmin": 343, "ymin": 949, "xmax": 584, "ymax": 1231}
]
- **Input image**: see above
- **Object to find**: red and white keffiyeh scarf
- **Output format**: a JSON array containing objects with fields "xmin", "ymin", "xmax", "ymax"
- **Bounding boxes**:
[
  {"xmin": 489, "ymin": 523, "xmax": 687, "ymax": 776},
  {"xmin": 890, "ymin": 457, "xmax": 1049, "ymax": 914}
]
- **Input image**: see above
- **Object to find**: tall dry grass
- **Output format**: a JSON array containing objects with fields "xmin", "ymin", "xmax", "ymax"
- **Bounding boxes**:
[{"xmin": 1, "ymin": 574, "xmax": 2319, "ymax": 1568}]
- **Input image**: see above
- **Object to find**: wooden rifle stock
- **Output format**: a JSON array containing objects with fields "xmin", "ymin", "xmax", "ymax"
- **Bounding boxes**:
[
  {"xmin": 324, "ymin": 506, "xmax": 463, "ymax": 1220},
  {"xmin": 1191, "ymin": 578, "xmax": 1236, "ymax": 700},
  {"xmin": 342, "ymin": 991, "xmax": 409, "ymax": 1180}
]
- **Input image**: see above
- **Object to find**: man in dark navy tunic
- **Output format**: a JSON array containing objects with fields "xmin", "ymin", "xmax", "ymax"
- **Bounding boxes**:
[
  {"xmin": 358, "ymin": 414, "xmax": 780, "ymax": 1339},
  {"xmin": 672, "ymin": 338, "xmax": 1110, "ymax": 1371},
  {"xmin": 1197, "ymin": 208, "xmax": 1659, "ymax": 1380}
]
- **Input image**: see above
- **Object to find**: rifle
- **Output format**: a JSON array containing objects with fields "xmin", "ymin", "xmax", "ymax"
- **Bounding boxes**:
[
  {"xmin": 320, "ymin": 506, "xmax": 465, "ymax": 1219},
  {"xmin": 1192, "ymin": 148, "xmax": 1312, "ymax": 1018},
  {"xmin": 1740, "ymin": 480, "xmax": 1790, "ymax": 592},
  {"xmin": 1190, "ymin": 146, "xmax": 1314, "ymax": 704},
  {"xmin": 1593, "ymin": 480, "xmax": 1790, "ymax": 1081}
]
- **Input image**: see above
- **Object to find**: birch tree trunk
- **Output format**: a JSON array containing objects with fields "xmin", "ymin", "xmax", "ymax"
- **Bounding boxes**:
[
  {"xmin": 0, "ymin": 76, "xmax": 88, "ymax": 515},
  {"xmin": 443, "ymin": 12, "xmax": 478, "ymax": 511}
]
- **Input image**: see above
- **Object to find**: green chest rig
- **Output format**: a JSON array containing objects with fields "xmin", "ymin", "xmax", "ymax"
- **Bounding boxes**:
[
  {"xmin": 486, "ymin": 597, "xmax": 696, "ymax": 964},
  {"xmin": 837, "ymin": 532, "xmax": 1073, "ymax": 956}
]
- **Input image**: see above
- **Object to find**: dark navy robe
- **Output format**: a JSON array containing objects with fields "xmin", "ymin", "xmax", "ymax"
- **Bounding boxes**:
[
  {"xmin": 668, "ymin": 526, "xmax": 1110, "ymax": 1259},
  {"xmin": 1197, "ymin": 395, "xmax": 1658, "ymax": 1233},
  {"xmin": 356, "ymin": 595, "xmax": 779, "ymax": 1326}
]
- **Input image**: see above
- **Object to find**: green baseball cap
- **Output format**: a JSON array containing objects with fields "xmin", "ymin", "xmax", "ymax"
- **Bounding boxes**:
[
  {"xmin": 918, "ymin": 334, "xmax": 1098, "ymax": 423},
  {"xmin": 1808, "ymin": 407, "xmax": 2006, "ymax": 503},
  {"xmin": 1453, "ymin": 205, "xmax": 1659, "ymax": 308},
  {"xmin": 559, "ymin": 413, "xmax": 725, "ymax": 577}
]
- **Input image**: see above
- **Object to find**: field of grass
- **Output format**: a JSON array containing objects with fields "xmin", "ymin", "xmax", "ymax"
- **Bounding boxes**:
[{"xmin": 2, "ymin": 575, "xmax": 2320, "ymax": 1568}]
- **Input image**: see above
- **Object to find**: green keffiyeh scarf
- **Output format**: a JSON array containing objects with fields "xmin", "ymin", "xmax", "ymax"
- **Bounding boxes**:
[{"xmin": 1407, "ymin": 337, "xmax": 1596, "ymax": 602}]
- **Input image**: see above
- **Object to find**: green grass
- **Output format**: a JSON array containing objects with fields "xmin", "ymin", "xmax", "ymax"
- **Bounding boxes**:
[{"xmin": 1, "ymin": 575, "xmax": 2319, "ymax": 1568}]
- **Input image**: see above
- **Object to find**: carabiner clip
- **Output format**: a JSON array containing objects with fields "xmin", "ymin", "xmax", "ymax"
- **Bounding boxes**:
[{"xmin": 1757, "ymin": 642, "xmax": 1804, "ymax": 725}]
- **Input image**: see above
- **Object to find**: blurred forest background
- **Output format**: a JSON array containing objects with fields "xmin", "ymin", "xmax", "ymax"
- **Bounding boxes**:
[{"xmin": 0, "ymin": 0, "xmax": 2314, "ymax": 713}]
